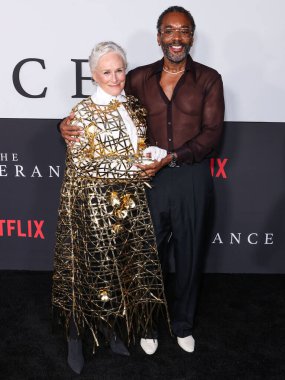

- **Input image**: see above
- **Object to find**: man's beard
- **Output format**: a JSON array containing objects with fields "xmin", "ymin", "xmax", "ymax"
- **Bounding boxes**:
[{"xmin": 161, "ymin": 42, "xmax": 191, "ymax": 63}]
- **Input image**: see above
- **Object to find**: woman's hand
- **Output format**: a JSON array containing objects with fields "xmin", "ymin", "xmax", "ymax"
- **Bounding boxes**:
[
  {"xmin": 143, "ymin": 146, "xmax": 167, "ymax": 161},
  {"xmin": 59, "ymin": 113, "xmax": 83, "ymax": 143}
]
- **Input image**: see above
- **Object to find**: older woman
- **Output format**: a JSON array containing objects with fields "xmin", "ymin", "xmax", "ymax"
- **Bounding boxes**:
[{"xmin": 52, "ymin": 41, "xmax": 169, "ymax": 374}]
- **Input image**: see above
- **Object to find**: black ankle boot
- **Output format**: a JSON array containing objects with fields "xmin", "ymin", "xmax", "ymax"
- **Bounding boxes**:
[
  {"xmin": 110, "ymin": 334, "xmax": 130, "ymax": 356},
  {"xmin": 67, "ymin": 337, "xmax": 84, "ymax": 374},
  {"xmin": 99, "ymin": 324, "xmax": 130, "ymax": 356}
]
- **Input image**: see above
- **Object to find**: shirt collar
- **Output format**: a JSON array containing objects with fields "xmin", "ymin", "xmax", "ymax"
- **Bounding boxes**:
[
  {"xmin": 91, "ymin": 85, "xmax": 126, "ymax": 105},
  {"xmin": 150, "ymin": 55, "xmax": 196, "ymax": 82}
]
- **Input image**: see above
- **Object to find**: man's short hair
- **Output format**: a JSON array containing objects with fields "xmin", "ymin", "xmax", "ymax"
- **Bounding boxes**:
[{"xmin": 157, "ymin": 6, "xmax": 196, "ymax": 34}]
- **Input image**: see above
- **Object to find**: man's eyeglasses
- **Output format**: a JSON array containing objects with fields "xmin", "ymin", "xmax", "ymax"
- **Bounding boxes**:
[{"xmin": 160, "ymin": 28, "xmax": 193, "ymax": 38}]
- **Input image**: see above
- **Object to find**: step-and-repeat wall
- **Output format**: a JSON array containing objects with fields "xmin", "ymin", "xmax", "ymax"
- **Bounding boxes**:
[{"xmin": 1, "ymin": 0, "xmax": 285, "ymax": 272}]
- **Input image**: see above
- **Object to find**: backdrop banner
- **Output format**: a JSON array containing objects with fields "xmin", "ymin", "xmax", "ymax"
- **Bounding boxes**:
[
  {"xmin": 0, "ymin": 119, "xmax": 65, "ymax": 270},
  {"xmin": 1, "ymin": 0, "xmax": 284, "ymax": 272},
  {"xmin": 1, "ymin": 120, "xmax": 284, "ymax": 272}
]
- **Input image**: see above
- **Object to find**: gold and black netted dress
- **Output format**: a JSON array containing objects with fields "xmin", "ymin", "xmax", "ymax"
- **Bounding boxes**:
[{"xmin": 52, "ymin": 95, "xmax": 168, "ymax": 347}]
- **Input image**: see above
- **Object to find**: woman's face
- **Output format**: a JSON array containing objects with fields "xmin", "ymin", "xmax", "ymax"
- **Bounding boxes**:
[{"xmin": 92, "ymin": 52, "xmax": 126, "ymax": 96}]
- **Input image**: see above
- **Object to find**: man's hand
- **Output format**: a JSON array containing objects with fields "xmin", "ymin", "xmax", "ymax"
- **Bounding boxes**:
[
  {"xmin": 136, "ymin": 154, "xmax": 172, "ymax": 177},
  {"xmin": 59, "ymin": 113, "xmax": 83, "ymax": 143}
]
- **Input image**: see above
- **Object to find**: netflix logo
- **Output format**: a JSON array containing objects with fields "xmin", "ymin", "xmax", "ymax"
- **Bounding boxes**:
[
  {"xmin": 0, "ymin": 219, "xmax": 45, "ymax": 239},
  {"xmin": 210, "ymin": 158, "xmax": 229, "ymax": 179}
]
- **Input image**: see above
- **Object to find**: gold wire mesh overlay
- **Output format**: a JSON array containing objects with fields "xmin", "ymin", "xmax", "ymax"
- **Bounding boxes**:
[
  {"xmin": 52, "ymin": 95, "xmax": 169, "ymax": 348},
  {"xmin": 69, "ymin": 96, "xmax": 149, "ymax": 179}
]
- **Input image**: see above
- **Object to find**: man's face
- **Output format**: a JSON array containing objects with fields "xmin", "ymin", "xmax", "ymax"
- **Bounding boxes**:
[{"xmin": 157, "ymin": 12, "xmax": 193, "ymax": 63}]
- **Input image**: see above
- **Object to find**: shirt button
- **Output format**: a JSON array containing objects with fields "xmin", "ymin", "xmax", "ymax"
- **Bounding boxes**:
[
  {"xmin": 168, "ymin": 122, "xmax": 171, "ymax": 125},
  {"xmin": 168, "ymin": 138, "xmax": 172, "ymax": 142}
]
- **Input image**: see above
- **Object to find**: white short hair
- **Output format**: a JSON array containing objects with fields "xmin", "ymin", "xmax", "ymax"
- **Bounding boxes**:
[{"xmin": 89, "ymin": 41, "xmax": 127, "ymax": 73}]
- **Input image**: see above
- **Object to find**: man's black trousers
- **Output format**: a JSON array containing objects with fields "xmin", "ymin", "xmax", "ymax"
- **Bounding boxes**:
[{"xmin": 146, "ymin": 160, "xmax": 213, "ymax": 338}]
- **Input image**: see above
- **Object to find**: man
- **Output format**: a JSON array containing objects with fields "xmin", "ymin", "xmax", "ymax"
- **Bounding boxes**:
[{"xmin": 60, "ymin": 6, "xmax": 224, "ymax": 354}]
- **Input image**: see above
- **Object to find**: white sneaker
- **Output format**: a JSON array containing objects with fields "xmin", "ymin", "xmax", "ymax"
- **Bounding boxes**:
[
  {"xmin": 177, "ymin": 335, "xmax": 195, "ymax": 353},
  {"xmin": 140, "ymin": 338, "xmax": 158, "ymax": 355}
]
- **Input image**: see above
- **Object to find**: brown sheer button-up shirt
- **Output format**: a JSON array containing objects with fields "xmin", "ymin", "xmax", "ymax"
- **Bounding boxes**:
[{"xmin": 125, "ymin": 55, "xmax": 225, "ymax": 164}]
